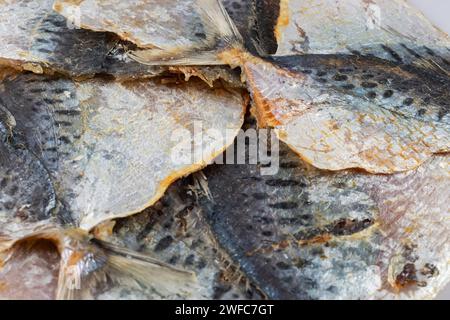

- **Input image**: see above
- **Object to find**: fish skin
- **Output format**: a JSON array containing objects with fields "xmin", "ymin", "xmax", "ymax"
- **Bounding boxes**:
[
  {"xmin": 0, "ymin": 0, "xmax": 241, "ymax": 84},
  {"xmin": 242, "ymin": 53, "xmax": 449, "ymax": 173},
  {"xmin": 0, "ymin": 110, "xmax": 57, "ymax": 238},
  {"xmin": 55, "ymin": 0, "xmax": 279, "ymax": 63},
  {"xmin": 102, "ymin": 0, "xmax": 450, "ymax": 174},
  {"xmin": 200, "ymin": 134, "xmax": 450, "ymax": 300},
  {"xmin": 0, "ymin": 0, "xmax": 243, "ymax": 85},
  {"xmin": 0, "ymin": 72, "xmax": 242, "ymax": 299},
  {"xmin": 0, "ymin": 73, "xmax": 245, "ymax": 231},
  {"xmin": 236, "ymin": 0, "xmax": 450, "ymax": 174},
  {"xmin": 0, "ymin": 0, "xmax": 166, "ymax": 78},
  {"xmin": 223, "ymin": 0, "xmax": 280, "ymax": 55},
  {"xmin": 99, "ymin": 179, "xmax": 264, "ymax": 300},
  {"xmin": 56, "ymin": 0, "xmax": 244, "ymax": 66},
  {"xmin": 54, "ymin": 0, "xmax": 209, "ymax": 49},
  {"xmin": 274, "ymin": 0, "xmax": 450, "ymax": 69}
]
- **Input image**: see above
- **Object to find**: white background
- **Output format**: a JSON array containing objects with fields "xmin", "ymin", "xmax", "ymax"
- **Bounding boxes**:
[{"xmin": 406, "ymin": 0, "xmax": 449, "ymax": 300}]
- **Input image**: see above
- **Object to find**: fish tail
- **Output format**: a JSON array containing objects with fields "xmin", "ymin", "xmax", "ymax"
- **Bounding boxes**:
[
  {"xmin": 129, "ymin": 0, "xmax": 245, "ymax": 66},
  {"xmin": 0, "ymin": 226, "xmax": 197, "ymax": 299},
  {"xmin": 56, "ymin": 233, "xmax": 198, "ymax": 300}
]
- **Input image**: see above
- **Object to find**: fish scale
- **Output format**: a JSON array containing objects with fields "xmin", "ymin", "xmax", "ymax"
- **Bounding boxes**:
[
  {"xmin": 0, "ymin": 0, "xmax": 167, "ymax": 78},
  {"xmin": 0, "ymin": 71, "xmax": 245, "ymax": 299},
  {"xmin": 0, "ymin": 73, "xmax": 245, "ymax": 230}
]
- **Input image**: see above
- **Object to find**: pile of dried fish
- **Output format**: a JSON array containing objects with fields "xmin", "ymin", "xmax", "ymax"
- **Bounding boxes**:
[{"xmin": 0, "ymin": 0, "xmax": 448, "ymax": 300}]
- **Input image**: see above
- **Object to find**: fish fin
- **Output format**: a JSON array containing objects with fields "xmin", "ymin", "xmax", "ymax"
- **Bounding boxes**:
[
  {"xmin": 128, "ymin": 49, "xmax": 223, "ymax": 66},
  {"xmin": 195, "ymin": 0, "xmax": 243, "ymax": 45},
  {"xmin": 56, "ymin": 237, "xmax": 198, "ymax": 300},
  {"xmin": 412, "ymin": 56, "xmax": 450, "ymax": 77},
  {"xmin": 129, "ymin": 0, "xmax": 243, "ymax": 66}
]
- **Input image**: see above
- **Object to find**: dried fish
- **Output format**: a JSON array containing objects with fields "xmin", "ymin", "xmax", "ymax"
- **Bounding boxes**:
[
  {"xmin": 0, "ymin": 73, "xmax": 245, "ymax": 299},
  {"xmin": 274, "ymin": 0, "xmax": 450, "ymax": 69},
  {"xmin": 0, "ymin": 73, "xmax": 245, "ymax": 230},
  {"xmin": 200, "ymin": 135, "xmax": 450, "ymax": 299},
  {"xmin": 0, "ymin": 0, "xmax": 169, "ymax": 78},
  {"xmin": 237, "ymin": 0, "xmax": 450, "ymax": 173},
  {"xmin": 54, "ymin": 0, "xmax": 242, "ymax": 65},
  {"xmin": 96, "ymin": 180, "xmax": 264, "ymax": 300},
  {"xmin": 243, "ymin": 54, "xmax": 449, "ymax": 173},
  {"xmin": 68, "ymin": 0, "xmax": 449, "ymax": 173},
  {"xmin": 0, "ymin": 0, "xmax": 448, "ymax": 301}
]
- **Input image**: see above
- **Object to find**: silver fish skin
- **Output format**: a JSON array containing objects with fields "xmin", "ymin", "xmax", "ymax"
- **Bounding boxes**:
[
  {"xmin": 242, "ymin": 53, "xmax": 449, "ymax": 174},
  {"xmin": 0, "ymin": 0, "xmax": 167, "ymax": 78},
  {"xmin": 200, "ymin": 133, "xmax": 450, "ymax": 300},
  {"xmin": 55, "ymin": 0, "xmax": 243, "ymax": 66},
  {"xmin": 0, "ymin": 72, "xmax": 245, "ymax": 299},
  {"xmin": 99, "ymin": 179, "xmax": 264, "ymax": 300},
  {"xmin": 274, "ymin": 0, "xmax": 450, "ymax": 71},
  {"xmin": 0, "ymin": 73, "xmax": 244, "ymax": 231}
]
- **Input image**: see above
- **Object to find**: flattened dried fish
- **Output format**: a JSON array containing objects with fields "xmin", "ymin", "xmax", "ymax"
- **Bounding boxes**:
[
  {"xmin": 97, "ymin": 180, "xmax": 264, "ymax": 300},
  {"xmin": 0, "ymin": 73, "xmax": 244, "ymax": 299},
  {"xmin": 54, "ymin": 0, "xmax": 241, "ymax": 65},
  {"xmin": 243, "ymin": 54, "xmax": 449, "ymax": 173},
  {"xmin": 0, "ymin": 112, "xmax": 57, "ymax": 239},
  {"xmin": 274, "ymin": 0, "xmax": 450, "ymax": 69},
  {"xmin": 0, "ymin": 0, "xmax": 165, "ymax": 78},
  {"xmin": 87, "ymin": 0, "xmax": 448, "ymax": 173},
  {"xmin": 200, "ymin": 136, "xmax": 450, "ymax": 299},
  {"xmin": 0, "ymin": 73, "xmax": 245, "ymax": 230},
  {"xmin": 236, "ymin": 0, "xmax": 450, "ymax": 173}
]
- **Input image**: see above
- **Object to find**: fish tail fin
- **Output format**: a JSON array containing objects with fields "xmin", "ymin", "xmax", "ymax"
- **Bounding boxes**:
[
  {"xmin": 129, "ymin": 0, "xmax": 244, "ymax": 66},
  {"xmin": 56, "ymin": 235, "xmax": 198, "ymax": 300},
  {"xmin": 196, "ymin": 0, "xmax": 243, "ymax": 46}
]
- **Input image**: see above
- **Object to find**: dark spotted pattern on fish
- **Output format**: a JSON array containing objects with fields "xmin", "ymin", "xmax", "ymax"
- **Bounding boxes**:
[
  {"xmin": 199, "ymin": 123, "xmax": 449, "ymax": 299},
  {"xmin": 243, "ymin": 53, "xmax": 449, "ymax": 173},
  {"xmin": 269, "ymin": 54, "xmax": 450, "ymax": 123},
  {"xmin": 0, "ymin": 0, "xmax": 165, "ymax": 78},
  {"xmin": 0, "ymin": 74, "xmax": 82, "ymax": 174},
  {"xmin": 201, "ymin": 140, "xmax": 379, "ymax": 299},
  {"xmin": 30, "ymin": 13, "xmax": 167, "ymax": 78},
  {"xmin": 111, "ymin": 180, "xmax": 264, "ymax": 300},
  {"xmin": 0, "ymin": 113, "xmax": 56, "ymax": 226},
  {"xmin": 357, "ymin": 43, "xmax": 450, "ymax": 75}
]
